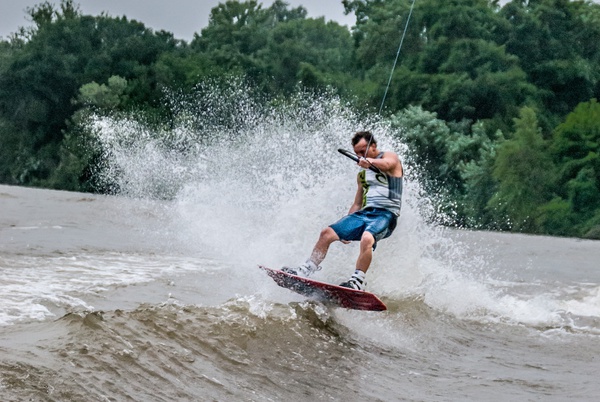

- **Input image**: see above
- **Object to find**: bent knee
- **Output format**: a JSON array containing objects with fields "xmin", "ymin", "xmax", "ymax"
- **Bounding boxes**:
[
  {"xmin": 360, "ymin": 231, "xmax": 375, "ymax": 245},
  {"xmin": 320, "ymin": 227, "xmax": 339, "ymax": 242}
]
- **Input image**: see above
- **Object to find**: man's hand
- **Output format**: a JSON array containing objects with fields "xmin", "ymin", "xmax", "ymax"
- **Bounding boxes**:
[{"xmin": 357, "ymin": 157, "xmax": 372, "ymax": 169}]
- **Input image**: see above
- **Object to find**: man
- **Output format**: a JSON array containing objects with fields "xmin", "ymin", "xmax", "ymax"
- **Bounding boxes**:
[{"xmin": 283, "ymin": 131, "xmax": 403, "ymax": 290}]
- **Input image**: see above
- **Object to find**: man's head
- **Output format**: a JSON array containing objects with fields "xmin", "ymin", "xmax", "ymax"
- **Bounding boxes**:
[{"xmin": 352, "ymin": 131, "xmax": 377, "ymax": 158}]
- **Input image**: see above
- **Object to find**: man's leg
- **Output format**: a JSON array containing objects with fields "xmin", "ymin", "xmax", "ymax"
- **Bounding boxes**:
[
  {"xmin": 338, "ymin": 231, "xmax": 373, "ymax": 291},
  {"xmin": 309, "ymin": 227, "xmax": 339, "ymax": 265},
  {"xmin": 356, "ymin": 231, "xmax": 375, "ymax": 273}
]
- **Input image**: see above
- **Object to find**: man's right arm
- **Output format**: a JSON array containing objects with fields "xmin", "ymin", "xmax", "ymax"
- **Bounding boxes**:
[{"xmin": 348, "ymin": 176, "xmax": 363, "ymax": 214}]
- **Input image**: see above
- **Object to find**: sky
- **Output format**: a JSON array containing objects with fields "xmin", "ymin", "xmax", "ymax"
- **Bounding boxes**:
[
  {"xmin": 4, "ymin": 1, "xmax": 596, "ymax": 42},
  {"xmin": 0, "ymin": 0, "xmax": 356, "ymax": 41}
]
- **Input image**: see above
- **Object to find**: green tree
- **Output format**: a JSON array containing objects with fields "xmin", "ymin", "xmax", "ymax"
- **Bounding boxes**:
[
  {"xmin": 500, "ymin": 0, "xmax": 600, "ymax": 121},
  {"xmin": 0, "ymin": 1, "xmax": 178, "ymax": 187},
  {"xmin": 457, "ymin": 122, "xmax": 502, "ymax": 228},
  {"xmin": 552, "ymin": 98, "xmax": 600, "ymax": 172},
  {"xmin": 154, "ymin": 50, "xmax": 220, "ymax": 89},
  {"xmin": 48, "ymin": 75, "xmax": 130, "ymax": 192},
  {"xmin": 390, "ymin": 105, "xmax": 500, "ymax": 226},
  {"xmin": 191, "ymin": 0, "xmax": 273, "ymax": 78},
  {"xmin": 488, "ymin": 107, "xmax": 553, "ymax": 231},
  {"xmin": 540, "ymin": 98, "xmax": 600, "ymax": 237},
  {"xmin": 77, "ymin": 75, "xmax": 128, "ymax": 109},
  {"xmin": 0, "ymin": 1, "xmax": 83, "ymax": 184},
  {"xmin": 192, "ymin": 1, "xmax": 355, "ymax": 95},
  {"xmin": 260, "ymin": 17, "xmax": 354, "ymax": 93},
  {"xmin": 346, "ymin": 0, "xmax": 536, "ymax": 126}
]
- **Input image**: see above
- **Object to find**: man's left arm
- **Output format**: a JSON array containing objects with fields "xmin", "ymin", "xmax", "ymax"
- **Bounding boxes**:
[{"xmin": 359, "ymin": 152, "xmax": 401, "ymax": 175}]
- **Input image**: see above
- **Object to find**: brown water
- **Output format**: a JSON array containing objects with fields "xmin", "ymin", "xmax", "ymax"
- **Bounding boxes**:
[{"xmin": 1, "ymin": 184, "xmax": 600, "ymax": 401}]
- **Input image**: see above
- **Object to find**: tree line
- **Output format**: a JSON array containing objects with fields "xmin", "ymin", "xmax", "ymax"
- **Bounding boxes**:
[{"xmin": 1, "ymin": 0, "xmax": 599, "ymax": 239}]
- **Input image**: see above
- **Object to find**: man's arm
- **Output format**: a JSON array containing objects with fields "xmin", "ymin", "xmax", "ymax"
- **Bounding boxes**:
[
  {"xmin": 348, "ymin": 175, "xmax": 363, "ymax": 214},
  {"xmin": 358, "ymin": 151, "xmax": 403, "ymax": 177}
]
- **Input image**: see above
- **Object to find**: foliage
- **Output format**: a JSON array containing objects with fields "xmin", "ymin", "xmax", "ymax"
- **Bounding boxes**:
[
  {"xmin": 1, "ymin": 0, "xmax": 600, "ymax": 238},
  {"xmin": 488, "ymin": 107, "xmax": 553, "ymax": 232},
  {"xmin": 191, "ymin": 1, "xmax": 355, "ymax": 94},
  {"xmin": 77, "ymin": 76, "xmax": 128, "ymax": 109},
  {"xmin": 500, "ymin": 0, "xmax": 600, "ymax": 122},
  {"xmin": 538, "ymin": 98, "xmax": 600, "ymax": 237},
  {"xmin": 345, "ymin": 0, "xmax": 537, "ymax": 128},
  {"xmin": 390, "ymin": 106, "xmax": 500, "ymax": 227}
]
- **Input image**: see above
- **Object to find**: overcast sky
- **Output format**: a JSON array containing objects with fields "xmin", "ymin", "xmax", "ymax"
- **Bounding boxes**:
[
  {"xmin": 0, "ymin": 0, "xmax": 355, "ymax": 41},
  {"xmin": 4, "ymin": 1, "xmax": 596, "ymax": 42}
]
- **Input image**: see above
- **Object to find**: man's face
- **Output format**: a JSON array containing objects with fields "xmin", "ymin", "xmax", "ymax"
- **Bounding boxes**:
[{"xmin": 353, "ymin": 138, "xmax": 375, "ymax": 158}]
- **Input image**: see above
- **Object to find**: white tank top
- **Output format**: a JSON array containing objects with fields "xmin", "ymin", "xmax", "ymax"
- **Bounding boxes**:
[{"xmin": 358, "ymin": 153, "xmax": 403, "ymax": 216}]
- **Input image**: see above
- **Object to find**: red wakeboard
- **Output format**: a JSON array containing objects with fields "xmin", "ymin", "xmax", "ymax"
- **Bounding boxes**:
[{"xmin": 259, "ymin": 265, "xmax": 387, "ymax": 311}]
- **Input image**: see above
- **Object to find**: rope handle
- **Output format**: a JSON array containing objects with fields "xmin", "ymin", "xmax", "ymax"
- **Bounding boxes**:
[{"xmin": 338, "ymin": 149, "xmax": 382, "ymax": 174}]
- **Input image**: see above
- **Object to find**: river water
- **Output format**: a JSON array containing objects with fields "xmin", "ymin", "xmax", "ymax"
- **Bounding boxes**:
[{"xmin": 1, "ymin": 88, "xmax": 600, "ymax": 401}]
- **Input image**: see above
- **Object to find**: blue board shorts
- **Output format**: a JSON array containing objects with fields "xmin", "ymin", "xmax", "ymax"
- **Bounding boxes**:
[{"xmin": 329, "ymin": 207, "xmax": 398, "ymax": 249}]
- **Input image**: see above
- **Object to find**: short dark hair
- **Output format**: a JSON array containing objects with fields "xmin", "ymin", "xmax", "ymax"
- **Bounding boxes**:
[{"xmin": 352, "ymin": 131, "xmax": 376, "ymax": 146}]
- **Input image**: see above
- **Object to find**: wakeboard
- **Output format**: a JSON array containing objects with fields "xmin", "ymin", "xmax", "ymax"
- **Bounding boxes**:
[{"xmin": 259, "ymin": 265, "xmax": 387, "ymax": 311}]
